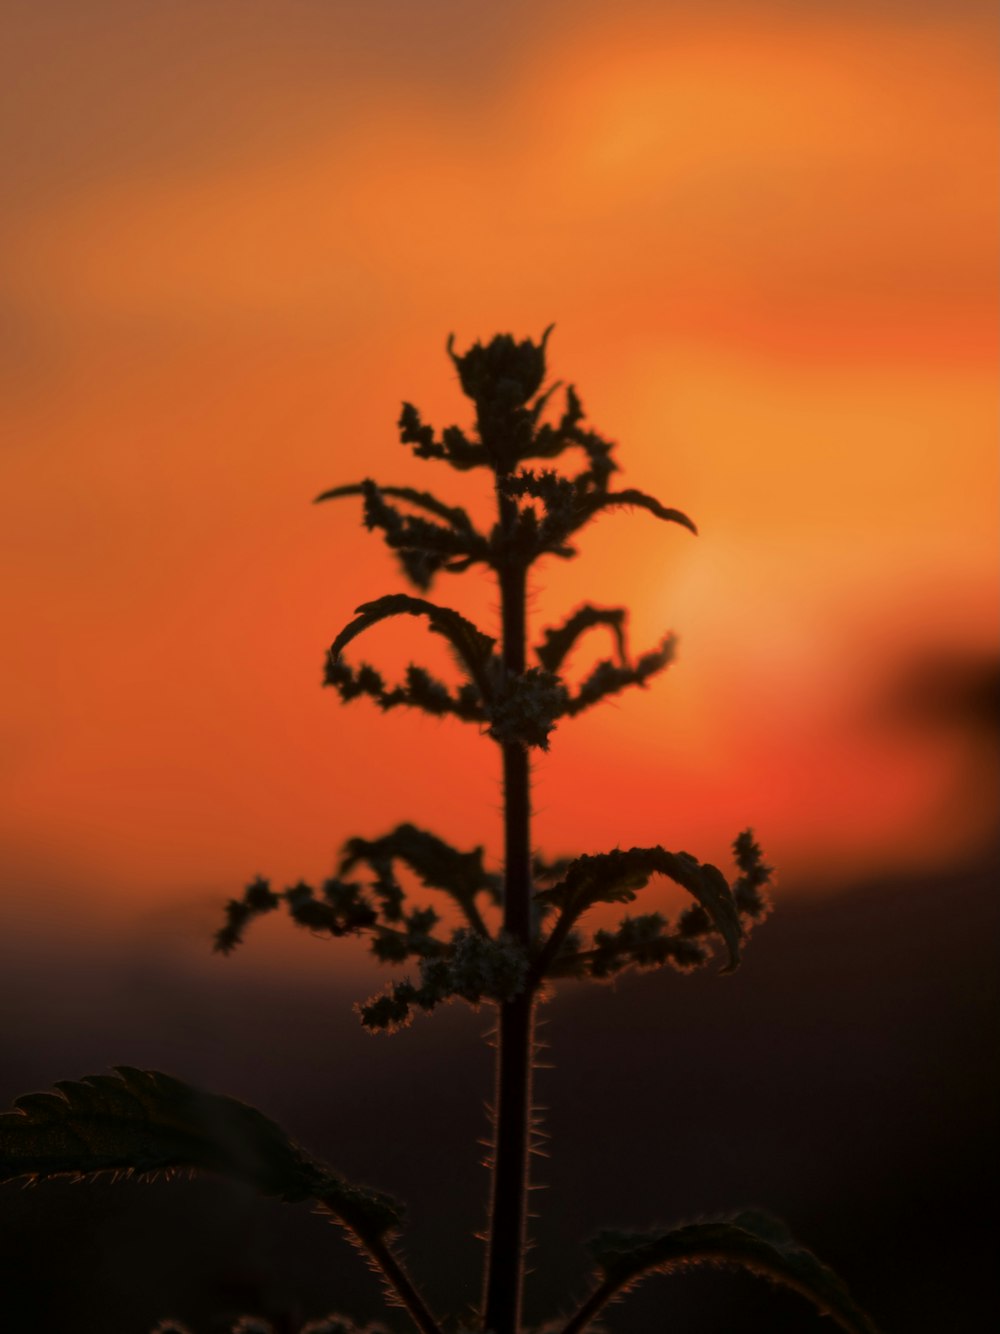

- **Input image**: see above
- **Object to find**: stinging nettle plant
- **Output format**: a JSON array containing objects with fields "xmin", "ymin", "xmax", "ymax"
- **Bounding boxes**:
[{"xmin": 0, "ymin": 329, "xmax": 880, "ymax": 1334}]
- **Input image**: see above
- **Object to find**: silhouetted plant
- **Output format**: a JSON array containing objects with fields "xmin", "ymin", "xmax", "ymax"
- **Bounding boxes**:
[{"xmin": 0, "ymin": 330, "xmax": 879, "ymax": 1334}]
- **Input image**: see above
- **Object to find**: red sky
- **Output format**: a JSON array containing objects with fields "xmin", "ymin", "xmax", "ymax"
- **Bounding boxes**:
[{"xmin": 1, "ymin": 0, "xmax": 996, "ymax": 962}]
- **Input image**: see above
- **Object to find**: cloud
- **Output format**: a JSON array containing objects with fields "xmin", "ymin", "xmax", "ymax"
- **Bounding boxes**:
[{"xmin": 4, "ymin": 0, "xmax": 992, "ymax": 365}]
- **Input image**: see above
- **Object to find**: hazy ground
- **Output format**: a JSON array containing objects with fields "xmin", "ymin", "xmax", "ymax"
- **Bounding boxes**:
[{"xmin": 1, "ymin": 853, "xmax": 997, "ymax": 1334}]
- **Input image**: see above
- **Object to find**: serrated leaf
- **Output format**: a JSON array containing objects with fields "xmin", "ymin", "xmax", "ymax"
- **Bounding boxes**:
[
  {"xmin": 577, "ymin": 487, "xmax": 697, "ymax": 536},
  {"xmin": 535, "ymin": 605, "xmax": 628, "ymax": 674},
  {"xmin": 0, "ymin": 1067, "xmax": 401, "ymax": 1240},
  {"xmin": 330, "ymin": 595, "xmax": 496, "ymax": 699},
  {"xmin": 535, "ymin": 846, "xmax": 742, "ymax": 972},
  {"xmin": 313, "ymin": 482, "xmax": 473, "ymax": 532},
  {"xmin": 583, "ymin": 1212, "xmax": 880, "ymax": 1334},
  {"xmin": 340, "ymin": 823, "xmax": 500, "ymax": 931},
  {"xmin": 398, "ymin": 401, "xmax": 489, "ymax": 470},
  {"xmin": 313, "ymin": 482, "xmax": 489, "ymax": 592},
  {"xmin": 324, "ymin": 656, "xmax": 486, "ymax": 725},
  {"xmin": 563, "ymin": 635, "xmax": 677, "ymax": 716}
]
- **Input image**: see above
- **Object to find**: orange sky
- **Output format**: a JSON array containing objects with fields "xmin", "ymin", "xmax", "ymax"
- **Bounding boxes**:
[{"xmin": 1, "ymin": 0, "xmax": 996, "ymax": 961}]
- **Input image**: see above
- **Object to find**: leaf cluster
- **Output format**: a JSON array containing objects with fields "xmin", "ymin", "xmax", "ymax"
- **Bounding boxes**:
[
  {"xmin": 319, "ymin": 330, "xmax": 695, "ymax": 749},
  {"xmin": 214, "ymin": 823, "xmax": 772, "ymax": 1032},
  {"xmin": 215, "ymin": 824, "xmax": 526, "ymax": 1031},
  {"xmin": 531, "ymin": 832, "xmax": 772, "ymax": 986},
  {"xmin": 325, "ymin": 593, "xmax": 678, "ymax": 749}
]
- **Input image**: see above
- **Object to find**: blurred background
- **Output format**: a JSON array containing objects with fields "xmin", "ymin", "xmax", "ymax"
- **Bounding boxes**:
[{"xmin": 1, "ymin": 2, "xmax": 996, "ymax": 1331}]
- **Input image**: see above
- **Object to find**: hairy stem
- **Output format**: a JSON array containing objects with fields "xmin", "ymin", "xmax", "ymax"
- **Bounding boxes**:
[
  {"xmin": 323, "ymin": 1215, "xmax": 442, "ymax": 1334},
  {"xmin": 483, "ymin": 539, "xmax": 535, "ymax": 1334},
  {"xmin": 553, "ymin": 1280, "xmax": 610, "ymax": 1334}
]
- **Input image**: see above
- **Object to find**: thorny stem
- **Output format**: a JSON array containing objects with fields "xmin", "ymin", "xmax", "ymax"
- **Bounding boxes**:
[
  {"xmin": 324, "ymin": 1214, "xmax": 443, "ymax": 1334},
  {"xmin": 483, "ymin": 495, "xmax": 536, "ymax": 1334}
]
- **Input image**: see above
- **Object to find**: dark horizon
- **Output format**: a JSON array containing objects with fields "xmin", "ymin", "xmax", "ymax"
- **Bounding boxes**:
[{"xmin": 2, "ymin": 849, "xmax": 997, "ymax": 1332}]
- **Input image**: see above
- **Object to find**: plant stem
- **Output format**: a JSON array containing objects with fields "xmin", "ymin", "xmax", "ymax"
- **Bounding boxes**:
[
  {"xmin": 351, "ymin": 1229, "xmax": 444, "ymax": 1334},
  {"xmin": 482, "ymin": 550, "xmax": 535, "ymax": 1334}
]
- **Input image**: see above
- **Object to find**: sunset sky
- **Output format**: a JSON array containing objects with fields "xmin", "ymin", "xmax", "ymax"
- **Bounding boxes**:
[{"xmin": 2, "ymin": 0, "xmax": 996, "ymax": 966}]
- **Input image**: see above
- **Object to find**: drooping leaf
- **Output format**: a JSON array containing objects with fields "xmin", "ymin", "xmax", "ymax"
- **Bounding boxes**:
[
  {"xmin": 314, "ymin": 482, "xmax": 473, "ymax": 531},
  {"xmin": 330, "ymin": 595, "xmax": 496, "ymax": 701},
  {"xmin": 313, "ymin": 482, "xmax": 490, "ymax": 591},
  {"xmin": 576, "ymin": 1212, "xmax": 880, "ymax": 1334},
  {"xmin": 501, "ymin": 450, "xmax": 693, "ymax": 560},
  {"xmin": 573, "ymin": 486, "xmax": 697, "ymax": 536},
  {"xmin": 340, "ymin": 823, "xmax": 501, "ymax": 932},
  {"xmin": 563, "ymin": 635, "xmax": 676, "ymax": 715},
  {"xmin": 0, "ymin": 1068, "xmax": 401, "ymax": 1240},
  {"xmin": 535, "ymin": 605, "xmax": 628, "ymax": 674},
  {"xmin": 534, "ymin": 845, "xmax": 743, "ymax": 974}
]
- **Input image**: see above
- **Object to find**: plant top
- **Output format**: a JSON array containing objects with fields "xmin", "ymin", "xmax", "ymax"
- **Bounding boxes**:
[{"xmin": 215, "ymin": 327, "xmax": 772, "ymax": 1034}]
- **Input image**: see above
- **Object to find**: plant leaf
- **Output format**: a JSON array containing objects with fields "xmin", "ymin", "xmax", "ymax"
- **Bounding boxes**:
[
  {"xmin": 398, "ymin": 401, "xmax": 489, "ymax": 470},
  {"xmin": 731, "ymin": 827, "xmax": 775, "ymax": 923},
  {"xmin": 313, "ymin": 482, "xmax": 473, "ymax": 532},
  {"xmin": 582, "ymin": 1212, "xmax": 880, "ymax": 1334},
  {"xmin": 535, "ymin": 845, "xmax": 743, "ymax": 973},
  {"xmin": 340, "ymin": 823, "xmax": 501, "ymax": 931},
  {"xmin": 313, "ymin": 482, "xmax": 489, "ymax": 591},
  {"xmin": 330, "ymin": 594, "xmax": 496, "ymax": 699},
  {"xmin": 0, "ymin": 1067, "xmax": 401, "ymax": 1240},
  {"xmin": 324, "ymin": 657, "xmax": 486, "ymax": 724},
  {"xmin": 575, "ymin": 486, "xmax": 697, "ymax": 536},
  {"xmin": 527, "ymin": 384, "xmax": 619, "ymax": 486},
  {"xmin": 535, "ymin": 604, "xmax": 628, "ymax": 674},
  {"xmin": 563, "ymin": 635, "xmax": 677, "ymax": 716}
]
